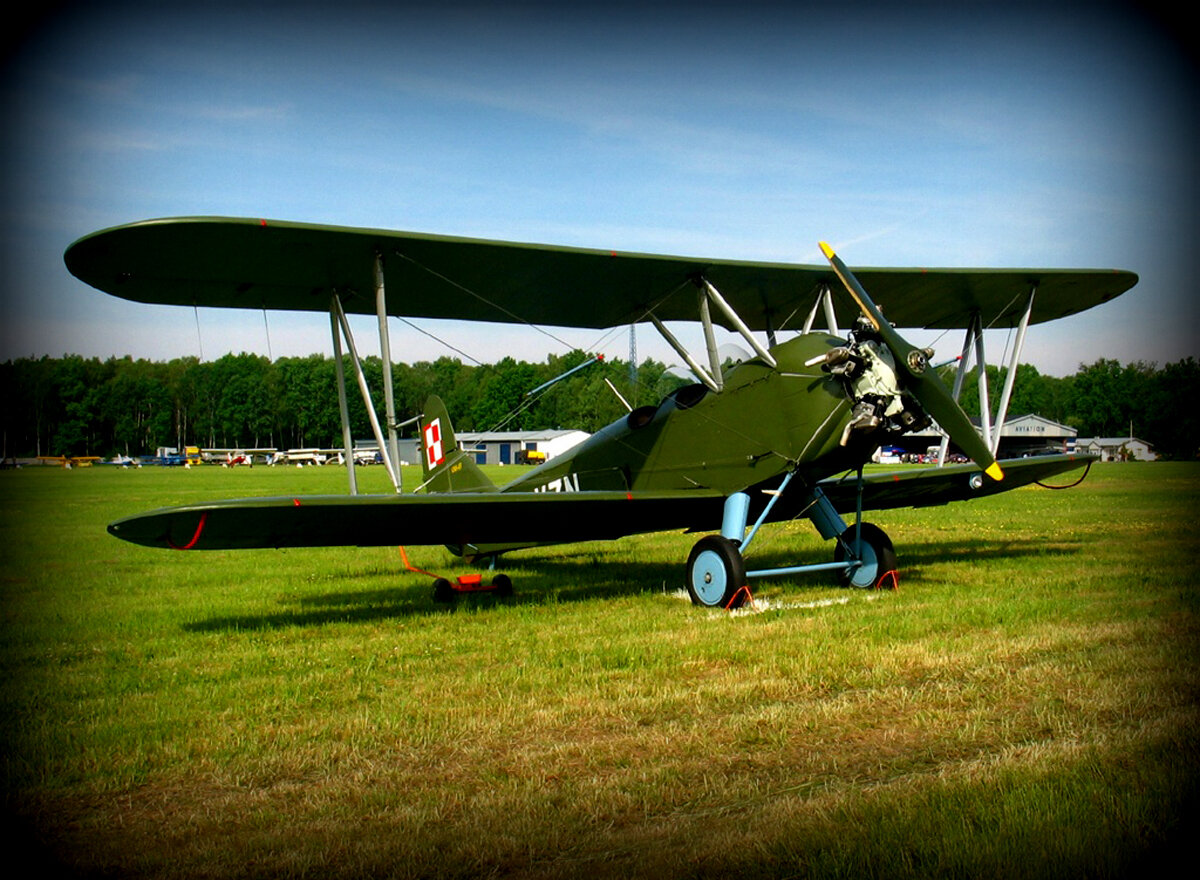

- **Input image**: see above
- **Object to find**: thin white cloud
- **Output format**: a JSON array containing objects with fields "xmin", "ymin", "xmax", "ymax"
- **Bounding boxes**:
[{"xmin": 183, "ymin": 102, "xmax": 292, "ymax": 123}]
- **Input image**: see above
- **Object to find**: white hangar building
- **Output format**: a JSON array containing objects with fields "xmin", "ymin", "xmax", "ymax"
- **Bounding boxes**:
[
  {"xmin": 1071, "ymin": 436, "xmax": 1157, "ymax": 461},
  {"xmin": 393, "ymin": 428, "xmax": 590, "ymax": 467},
  {"xmin": 903, "ymin": 413, "xmax": 1078, "ymax": 459},
  {"xmin": 454, "ymin": 429, "xmax": 591, "ymax": 466}
]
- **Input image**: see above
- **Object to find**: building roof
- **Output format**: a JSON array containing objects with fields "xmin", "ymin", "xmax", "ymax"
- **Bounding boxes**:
[
  {"xmin": 969, "ymin": 414, "xmax": 1077, "ymax": 437},
  {"xmin": 1076, "ymin": 437, "xmax": 1152, "ymax": 448},
  {"xmin": 457, "ymin": 429, "xmax": 589, "ymax": 443},
  {"xmin": 908, "ymin": 413, "xmax": 1077, "ymax": 443}
]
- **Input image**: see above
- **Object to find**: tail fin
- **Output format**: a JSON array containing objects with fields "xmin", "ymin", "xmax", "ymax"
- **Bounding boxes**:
[{"xmin": 418, "ymin": 395, "xmax": 498, "ymax": 494}]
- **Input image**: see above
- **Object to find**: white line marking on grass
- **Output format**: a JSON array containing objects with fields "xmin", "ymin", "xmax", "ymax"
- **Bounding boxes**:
[
  {"xmin": 667, "ymin": 589, "xmax": 880, "ymax": 616},
  {"xmin": 727, "ymin": 595, "xmax": 851, "ymax": 617}
]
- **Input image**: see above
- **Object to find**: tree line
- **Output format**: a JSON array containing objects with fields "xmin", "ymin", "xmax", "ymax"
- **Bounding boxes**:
[
  {"xmin": 2, "ymin": 351, "xmax": 1196, "ymax": 460},
  {"xmin": 954, "ymin": 358, "xmax": 1198, "ymax": 460},
  {"xmin": 0, "ymin": 350, "xmax": 685, "ymax": 459}
]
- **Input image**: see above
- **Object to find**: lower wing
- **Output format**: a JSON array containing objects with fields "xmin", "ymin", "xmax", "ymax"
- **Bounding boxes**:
[
  {"xmin": 816, "ymin": 453, "xmax": 1095, "ymax": 512},
  {"xmin": 107, "ymin": 454, "xmax": 1094, "ymax": 551},
  {"xmin": 107, "ymin": 489, "xmax": 726, "ymax": 551}
]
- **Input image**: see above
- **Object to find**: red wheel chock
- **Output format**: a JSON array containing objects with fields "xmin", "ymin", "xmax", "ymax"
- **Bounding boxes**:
[
  {"xmin": 725, "ymin": 584, "xmax": 756, "ymax": 611},
  {"xmin": 399, "ymin": 546, "xmax": 513, "ymax": 599}
]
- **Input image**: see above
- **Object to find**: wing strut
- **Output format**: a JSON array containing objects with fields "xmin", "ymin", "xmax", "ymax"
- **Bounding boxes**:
[
  {"xmin": 936, "ymin": 312, "xmax": 981, "ymax": 466},
  {"xmin": 375, "ymin": 253, "xmax": 403, "ymax": 486},
  {"xmin": 697, "ymin": 290, "xmax": 724, "ymax": 390},
  {"xmin": 697, "ymin": 278, "xmax": 777, "ymax": 368},
  {"xmin": 330, "ymin": 294, "xmax": 401, "ymax": 493},
  {"xmin": 801, "ymin": 284, "xmax": 841, "ymax": 336},
  {"xmin": 649, "ymin": 314, "xmax": 721, "ymax": 393},
  {"xmin": 647, "ymin": 276, "xmax": 781, "ymax": 392},
  {"xmin": 329, "ymin": 299, "xmax": 358, "ymax": 494},
  {"xmin": 324, "ymin": 253, "xmax": 408, "ymax": 495},
  {"xmin": 990, "ymin": 287, "xmax": 1036, "ymax": 455},
  {"xmin": 934, "ymin": 286, "xmax": 1037, "ymax": 465},
  {"xmin": 974, "ymin": 316, "xmax": 992, "ymax": 449}
]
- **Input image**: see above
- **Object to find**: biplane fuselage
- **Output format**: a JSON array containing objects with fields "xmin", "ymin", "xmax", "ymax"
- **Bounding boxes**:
[{"xmin": 506, "ymin": 333, "xmax": 857, "ymax": 497}]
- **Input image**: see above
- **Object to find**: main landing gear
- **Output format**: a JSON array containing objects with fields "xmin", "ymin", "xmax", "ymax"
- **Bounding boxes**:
[{"xmin": 683, "ymin": 472, "xmax": 899, "ymax": 608}]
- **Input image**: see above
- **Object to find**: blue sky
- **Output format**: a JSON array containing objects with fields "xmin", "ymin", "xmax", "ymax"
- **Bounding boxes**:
[{"xmin": 2, "ymin": 1, "xmax": 1195, "ymax": 377}]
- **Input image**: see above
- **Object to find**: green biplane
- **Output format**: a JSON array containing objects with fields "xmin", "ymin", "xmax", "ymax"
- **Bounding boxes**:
[{"xmin": 65, "ymin": 218, "xmax": 1137, "ymax": 607}]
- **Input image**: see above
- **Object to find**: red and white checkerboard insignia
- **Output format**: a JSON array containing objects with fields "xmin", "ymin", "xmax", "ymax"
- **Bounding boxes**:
[{"xmin": 423, "ymin": 419, "xmax": 444, "ymax": 468}]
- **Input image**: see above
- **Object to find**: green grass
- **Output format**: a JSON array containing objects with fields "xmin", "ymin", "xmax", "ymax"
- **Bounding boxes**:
[{"xmin": 2, "ymin": 461, "xmax": 1197, "ymax": 878}]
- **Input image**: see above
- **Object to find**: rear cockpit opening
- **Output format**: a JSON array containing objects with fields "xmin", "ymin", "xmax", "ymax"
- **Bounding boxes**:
[
  {"xmin": 625, "ymin": 382, "xmax": 713, "ymax": 431},
  {"xmin": 667, "ymin": 383, "xmax": 710, "ymax": 410}
]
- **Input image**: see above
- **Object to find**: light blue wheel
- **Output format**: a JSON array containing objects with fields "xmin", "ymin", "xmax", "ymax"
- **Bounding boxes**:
[
  {"xmin": 846, "ymin": 542, "xmax": 880, "ymax": 587},
  {"xmin": 686, "ymin": 535, "xmax": 747, "ymax": 608},
  {"xmin": 691, "ymin": 549, "xmax": 729, "ymax": 604},
  {"xmin": 834, "ymin": 523, "xmax": 897, "ymax": 589}
]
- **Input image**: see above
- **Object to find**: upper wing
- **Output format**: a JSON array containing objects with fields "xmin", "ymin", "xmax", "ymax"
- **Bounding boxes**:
[{"xmin": 65, "ymin": 217, "xmax": 1137, "ymax": 332}]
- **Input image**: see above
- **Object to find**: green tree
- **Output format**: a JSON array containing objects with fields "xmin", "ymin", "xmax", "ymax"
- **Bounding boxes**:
[
  {"xmin": 167, "ymin": 356, "xmax": 204, "ymax": 450},
  {"xmin": 4, "ymin": 349, "xmax": 1193, "ymax": 463},
  {"xmin": 102, "ymin": 357, "xmax": 172, "ymax": 455},
  {"xmin": 951, "ymin": 363, "xmax": 1062, "ymax": 422},
  {"xmin": 1068, "ymin": 359, "xmax": 1154, "ymax": 437},
  {"xmin": 279, "ymin": 355, "xmax": 334, "ymax": 447},
  {"xmin": 51, "ymin": 355, "xmax": 113, "ymax": 455},
  {"xmin": 1144, "ymin": 357, "xmax": 1200, "ymax": 459},
  {"xmin": 472, "ymin": 357, "xmax": 537, "ymax": 432}
]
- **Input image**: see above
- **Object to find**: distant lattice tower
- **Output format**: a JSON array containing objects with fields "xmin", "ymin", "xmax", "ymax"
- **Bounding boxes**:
[{"xmin": 628, "ymin": 324, "xmax": 637, "ymax": 402}]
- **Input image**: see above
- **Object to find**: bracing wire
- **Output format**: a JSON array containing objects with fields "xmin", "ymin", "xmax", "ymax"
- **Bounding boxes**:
[
  {"xmin": 193, "ymin": 305, "xmax": 204, "ymax": 361},
  {"xmin": 262, "ymin": 308, "xmax": 273, "ymax": 362},
  {"xmin": 380, "ymin": 252, "xmax": 796, "ymax": 466},
  {"xmin": 396, "ymin": 316, "xmax": 485, "ymax": 367},
  {"xmin": 387, "ymin": 257, "xmax": 697, "ymax": 436},
  {"xmin": 391, "ymin": 249, "xmax": 576, "ymax": 351}
]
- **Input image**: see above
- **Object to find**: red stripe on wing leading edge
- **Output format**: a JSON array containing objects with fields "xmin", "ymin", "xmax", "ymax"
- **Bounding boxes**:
[{"xmin": 168, "ymin": 511, "xmax": 208, "ymax": 550}]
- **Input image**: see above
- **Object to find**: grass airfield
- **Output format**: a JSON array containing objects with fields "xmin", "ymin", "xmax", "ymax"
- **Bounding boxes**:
[{"xmin": 2, "ymin": 460, "xmax": 1197, "ymax": 878}]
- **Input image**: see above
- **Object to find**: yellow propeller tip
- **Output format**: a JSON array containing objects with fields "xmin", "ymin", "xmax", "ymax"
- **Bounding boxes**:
[
  {"xmin": 985, "ymin": 462, "xmax": 1004, "ymax": 481},
  {"xmin": 819, "ymin": 241, "xmax": 835, "ymax": 259}
]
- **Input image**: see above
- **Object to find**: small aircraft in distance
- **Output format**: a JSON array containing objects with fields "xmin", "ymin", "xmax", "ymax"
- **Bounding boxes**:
[
  {"xmin": 36, "ymin": 454, "xmax": 103, "ymax": 468},
  {"xmin": 65, "ymin": 218, "xmax": 1137, "ymax": 607},
  {"xmin": 202, "ymin": 448, "xmax": 278, "ymax": 466}
]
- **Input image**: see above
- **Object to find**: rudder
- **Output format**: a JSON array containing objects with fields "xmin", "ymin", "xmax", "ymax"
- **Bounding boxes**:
[{"xmin": 419, "ymin": 395, "xmax": 498, "ymax": 494}]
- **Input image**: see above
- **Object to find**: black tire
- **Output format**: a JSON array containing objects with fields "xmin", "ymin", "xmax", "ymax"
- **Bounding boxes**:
[
  {"xmin": 833, "ymin": 523, "xmax": 897, "ymax": 589},
  {"xmin": 685, "ymin": 535, "xmax": 748, "ymax": 609},
  {"xmin": 432, "ymin": 577, "xmax": 456, "ymax": 603},
  {"xmin": 491, "ymin": 573, "xmax": 514, "ymax": 597}
]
